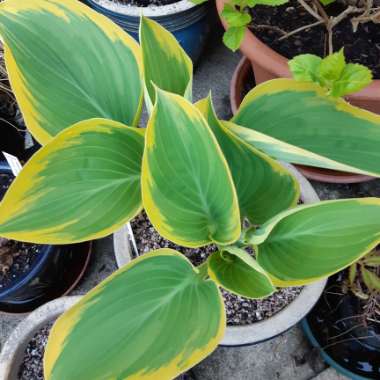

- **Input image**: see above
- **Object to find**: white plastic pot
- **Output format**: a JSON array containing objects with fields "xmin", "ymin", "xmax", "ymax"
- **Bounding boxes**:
[{"xmin": 0, "ymin": 296, "xmax": 81, "ymax": 379}]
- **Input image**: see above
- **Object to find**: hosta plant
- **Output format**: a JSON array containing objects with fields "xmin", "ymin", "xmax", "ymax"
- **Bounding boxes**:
[{"xmin": 1, "ymin": 1, "xmax": 380, "ymax": 379}]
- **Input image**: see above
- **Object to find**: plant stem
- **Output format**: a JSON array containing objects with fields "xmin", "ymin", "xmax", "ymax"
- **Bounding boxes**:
[
  {"xmin": 278, "ymin": 19, "xmax": 324, "ymax": 41},
  {"xmin": 196, "ymin": 261, "xmax": 209, "ymax": 280},
  {"xmin": 297, "ymin": 0, "xmax": 324, "ymax": 21}
]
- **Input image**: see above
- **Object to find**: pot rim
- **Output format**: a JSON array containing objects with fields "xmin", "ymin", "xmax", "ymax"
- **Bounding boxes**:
[
  {"xmin": 86, "ymin": 0, "xmax": 198, "ymax": 18},
  {"xmin": 301, "ymin": 319, "xmax": 372, "ymax": 380},
  {"xmin": 113, "ymin": 163, "xmax": 327, "ymax": 346},
  {"xmin": 0, "ymin": 296, "xmax": 81, "ymax": 379},
  {"xmin": 215, "ymin": 0, "xmax": 380, "ymax": 103}
]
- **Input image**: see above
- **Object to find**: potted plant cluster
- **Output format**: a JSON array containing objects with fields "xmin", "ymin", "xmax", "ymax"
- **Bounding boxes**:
[
  {"xmin": 82, "ymin": 0, "xmax": 211, "ymax": 62},
  {"xmin": 0, "ymin": 1, "xmax": 380, "ymax": 379}
]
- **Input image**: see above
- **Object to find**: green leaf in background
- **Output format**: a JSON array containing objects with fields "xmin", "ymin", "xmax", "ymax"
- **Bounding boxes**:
[
  {"xmin": 44, "ymin": 249, "xmax": 226, "ymax": 380},
  {"xmin": 196, "ymin": 96, "xmax": 299, "ymax": 224},
  {"xmin": 319, "ymin": 0, "xmax": 336, "ymax": 5},
  {"xmin": 222, "ymin": 4, "xmax": 252, "ymax": 27},
  {"xmin": 348, "ymin": 264, "xmax": 357, "ymax": 286},
  {"xmin": 231, "ymin": 79, "xmax": 380, "ymax": 177},
  {"xmin": 248, "ymin": 198, "xmax": 380, "ymax": 286},
  {"xmin": 223, "ymin": 26, "xmax": 246, "ymax": 52},
  {"xmin": 139, "ymin": 16, "xmax": 192, "ymax": 111},
  {"xmin": 0, "ymin": 0, "xmax": 143, "ymax": 145},
  {"xmin": 208, "ymin": 246, "xmax": 276, "ymax": 299},
  {"xmin": 363, "ymin": 252, "xmax": 380, "ymax": 267},
  {"xmin": 288, "ymin": 54, "xmax": 322, "ymax": 84},
  {"xmin": 246, "ymin": 0, "xmax": 289, "ymax": 6},
  {"xmin": 142, "ymin": 89, "xmax": 241, "ymax": 247},
  {"xmin": 319, "ymin": 48, "xmax": 346, "ymax": 84},
  {"xmin": 362, "ymin": 267, "xmax": 380, "ymax": 292},
  {"xmin": 0, "ymin": 119, "xmax": 144, "ymax": 244},
  {"xmin": 290, "ymin": 52, "xmax": 372, "ymax": 97},
  {"xmin": 331, "ymin": 63, "xmax": 372, "ymax": 97}
]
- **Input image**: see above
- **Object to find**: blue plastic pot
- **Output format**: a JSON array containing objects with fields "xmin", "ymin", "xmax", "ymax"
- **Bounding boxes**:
[
  {"xmin": 0, "ymin": 162, "xmax": 91, "ymax": 313},
  {"xmin": 83, "ymin": 0, "xmax": 210, "ymax": 63},
  {"xmin": 301, "ymin": 273, "xmax": 380, "ymax": 379}
]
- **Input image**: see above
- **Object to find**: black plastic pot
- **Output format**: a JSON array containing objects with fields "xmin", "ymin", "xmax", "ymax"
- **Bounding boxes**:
[
  {"xmin": 302, "ymin": 273, "xmax": 380, "ymax": 379},
  {"xmin": 0, "ymin": 162, "xmax": 91, "ymax": 313}
]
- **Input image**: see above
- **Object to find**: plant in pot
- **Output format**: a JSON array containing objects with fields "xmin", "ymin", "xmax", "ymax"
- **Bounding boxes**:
[
  {"xmin": 230, "ymin": 49, "xmax": 378, "ymax": 184},
  {"xmin": 81, "ymin": 0, "xmax": 210, "ymax": 62},
  {"xmin": 215, "ymin": 0, "xmax": 380, "ymax": 113},
  {"xmin": 302, "ymin": 248, "xmax": 380, "ymax": 379},
  {"xmin": 2, "ymin": 0, "xmax": 380, "ymax": 378},
  {"xmin": 215, "ymin": 0, "xmax": 380, "ymax": 183}
]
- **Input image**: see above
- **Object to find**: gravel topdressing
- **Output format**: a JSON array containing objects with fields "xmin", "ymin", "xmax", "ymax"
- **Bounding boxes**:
[
  {"xmin": 18, "ymin": 322, "xmax": 54, "ymax": 380},
  {"xmin": 130, "ymin": 212, "xmax": 302, "ymax": 326}
]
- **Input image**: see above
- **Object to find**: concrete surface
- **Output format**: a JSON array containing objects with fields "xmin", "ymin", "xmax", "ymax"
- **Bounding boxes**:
[{"xmin": 3, "ymin": 16, "xmax": 379, "ymax": 379}]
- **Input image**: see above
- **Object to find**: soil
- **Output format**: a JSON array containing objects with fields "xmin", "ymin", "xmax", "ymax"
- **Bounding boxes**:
[
  {"xmin": 103, "ymin": 0, "xmax": 179, "ymax": 8},
  {"xmin": 249, "ymin": 0, "xmax": 380, "ymax": 78},
  {"xmin": 18, "ymin": 322, "xmax": 193, "ymax": 380},
  {"xmin": 130, "ymin": 212, "xmax": 302, "ymax": 326},
  {"xmin": 0, "ymin": 172, "xmax": 41, "ymax": 291}
]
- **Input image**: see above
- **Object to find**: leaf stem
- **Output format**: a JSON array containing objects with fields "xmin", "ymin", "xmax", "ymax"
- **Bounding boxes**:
[{"xmin": 196, "ymin": 261, "xmax": 209, "ymax": 280}]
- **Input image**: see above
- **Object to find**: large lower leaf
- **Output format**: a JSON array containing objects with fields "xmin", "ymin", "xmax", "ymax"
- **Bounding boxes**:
[
  {"xmin": 232, "ymin": 79, "xmax": 380, "ymax": 177},
  {"xmin": 196, "ymin": 96, "xmax": 299, "ymax": 224},
  {"xmin": 142, "ymin": 89, "xmax": 241, "ymax": 247},
  {"xmin": 139, "ymin": 17, "xmax": 192, "ymax": 111},
  {"xmin": 208, "ymin": 246, "xmax": 275, "ymax": 299},
  {"xmin": 0, "ymin": 0, "xmax": 143, "ymax": 145},
  {"xmin": 0, "ymin": 119, "xmax": 144, "ymax": 244},
  {"xmin": 44, "ymin": 249, "xmax": 225, "ymax": 380},
  {"xmin": 249, "ymin": 198, "xmax": 380, "ymax": 286}
]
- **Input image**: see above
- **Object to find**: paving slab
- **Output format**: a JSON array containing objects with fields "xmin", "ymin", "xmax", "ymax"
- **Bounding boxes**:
[
  {"xmin": 0, "ymin": 17, "xmax": 373, "ymax": 380},
  {"xmin": 311, "ymin": 368, "xmax": 348, "ymax": 380}
]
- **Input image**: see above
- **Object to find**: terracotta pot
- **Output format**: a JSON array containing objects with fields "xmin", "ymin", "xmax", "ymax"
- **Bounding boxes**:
[
  {"xmin": 230, "ymin": 56, "xmax": 376, "ymax": 184},
  {"xmin": 216, "ymin": 0, "xmax": 380, "ymax": 114}
]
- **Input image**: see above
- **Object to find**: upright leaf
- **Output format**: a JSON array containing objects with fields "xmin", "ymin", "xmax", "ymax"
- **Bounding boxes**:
[
  {"xmin": 318, "ymin": 49, "xmax": 345, "ymax": 83},
  {"xmin": 0, "ymin": 119, "xmax": 144, "ymax": 244},
  {"xmin": 232, "ymin": 79, "xmax": 380, "ymax": 177},
  {"xmin": 142, "ymin": 89, "xmax": 241, "ymax": 247},
  {"xmin": 45, "ymin": 249, "xmax": 226, "ymax": 380},
  {"xmin": 196, "ymin": 96, "xmax": 299, "ymax": 224},
  {"xmin": 288, "ymin": 54, "xmax": 322, "ymax": 83},
  {"xmin": 139, "ymin": 17, "xmax": 192, "ymax": 111},
  {"xmin": 362, "ymin": 267, "xmax": 380, "ymax": 292},
  {"xmin": 248, "ymin": 198, "xmax": 380, "ymax": 286},
  {"xmin": 222, "ymin": 4, "xmax": 251, "ymax": 27},
  {"xmin": 0, "ymin": 0, "xmax": 143, "ymax": 144},
  {"xmin": 208, "ymin": 246, "xmax": 275, "ymax": 299}
]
